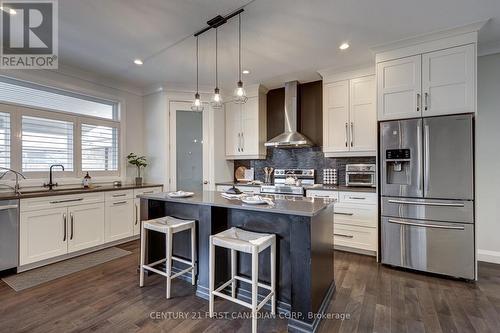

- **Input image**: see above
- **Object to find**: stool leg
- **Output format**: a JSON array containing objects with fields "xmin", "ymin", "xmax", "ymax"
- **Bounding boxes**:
[
  {"xmin": 139, "ymin": 222, "xmax": 146, "ymax": 287},
  {"xmin": 251, "ymin": 247, "xmax": 259, "ymax": 333},
  {"xmin": 209, "ymin": 236, "xmax": 215, "ymax": 318},
  {"xmin": 166, "ymin": 229, "xmax": 173, "ymax": 299},
  {"xmin": 191, "ymin": 224, "xmax": 196, "ymax": 286},
  {"xmin": 271, "ymin": 238, "xmax": 276, "ymax": 316},
  {"xmin": 231, "ymin": 249, "xmax": 236, "ymax": 298}
]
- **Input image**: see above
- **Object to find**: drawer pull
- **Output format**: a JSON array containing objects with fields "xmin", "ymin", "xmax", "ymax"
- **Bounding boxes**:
[
  {"xmin": 143, "ymin": 191, "xmax": 154, "ymax": 194},
  {"xmin": 112, "ymin": 193, "xmax": 127, "ymax": 197},
  {"xmin": 334, "ymin": 233, "xmax": 354, "ymax": 239},
  {"xmin": 387, "ymin": 199, "xmax": 464, "ymax": 207},
  {"xmin": 388, "ymin": 219, "xmax": 465, "ymax": 230},
  {"xmin": 334, "ymin": 212, "xmax": 354, "ymax": 216},
  {"xmin": 113, "ymin": 201, "xmax": 128, "ymax": 206},
  {"xmin": 50, "ymin": 198, "xmax": 84, "ymax": 204},
  {"xmin": 0, "ymin": 205, "xmax": 18, "ymax": 210},
  {"xmin": 349, "ymin": 196, "xmax": 366, "ymax": 200},
  {"xmin": 314, "ymin": 195, "xmax": 334, "ymax": 198}
]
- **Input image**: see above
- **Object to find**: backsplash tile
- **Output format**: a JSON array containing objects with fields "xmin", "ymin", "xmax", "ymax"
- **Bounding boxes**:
[{"xmin": 234, "ymin": 147, "xmax": 376, "ymax": 185}]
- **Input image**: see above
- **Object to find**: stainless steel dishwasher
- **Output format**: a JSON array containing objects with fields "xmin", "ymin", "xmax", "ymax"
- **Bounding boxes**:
[{"xmin": 0, "ymin": 199, "xmax": 19, "ymax": 271}]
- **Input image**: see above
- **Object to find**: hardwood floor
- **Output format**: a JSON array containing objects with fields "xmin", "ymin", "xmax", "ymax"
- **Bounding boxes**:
[{"xmin": 1, "ymin": 241, "xmax": 499, "ymax": 333}]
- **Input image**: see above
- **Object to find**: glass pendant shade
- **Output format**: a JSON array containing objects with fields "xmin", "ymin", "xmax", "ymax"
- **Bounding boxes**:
[
  {"xmin": 212, "ymin": 87, "xmax": 223, "ymax": 109},
  {"xmin": 211, "ymin": 28, "xmax": 223, "ymax": 109},
  {"xmin": 233, "ymin": 81, "xmax": 248, "ymax": 104},
  {"xmin": 191, "ymin": 92, "xmax": 204, "ymax": 111}
]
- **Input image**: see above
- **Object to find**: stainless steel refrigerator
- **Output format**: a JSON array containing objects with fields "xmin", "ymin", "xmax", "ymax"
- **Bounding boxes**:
[{"xmin": 380, "ymin": 114, "xmax": 475, "ymax": 280}]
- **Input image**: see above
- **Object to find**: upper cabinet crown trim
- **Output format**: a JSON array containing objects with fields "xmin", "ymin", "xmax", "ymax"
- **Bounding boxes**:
[{"xmin": 318, "ymin": 66, "xmax": 375, "ymax": 84}]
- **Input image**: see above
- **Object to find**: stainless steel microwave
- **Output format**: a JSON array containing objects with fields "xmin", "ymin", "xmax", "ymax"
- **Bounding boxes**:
[{"xmin": 345, "ymin": 164, "xmax": 376, "ymax": 187}]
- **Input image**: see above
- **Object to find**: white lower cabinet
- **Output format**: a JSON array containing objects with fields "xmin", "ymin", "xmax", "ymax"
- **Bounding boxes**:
[
  {"xmin": 20, "ymin": 207, "xmax": 68, "ymax": 265},
  {"xmin": 68, "ymin": 203, "xmax": 105, "ymax": 253},
  {"xmin": 306, "ymin": 189, "xmax": 378, "ymax": 255},
  {"xmin": 105, "ymin": 199, "xmax": 134, "ymax": 242}
]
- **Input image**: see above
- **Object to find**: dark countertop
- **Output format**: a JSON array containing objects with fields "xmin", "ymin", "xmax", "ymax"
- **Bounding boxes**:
[
  {"xmin": 304, "ymin": 185, "xmax": 377, "ymax": 193},
  {"xmin": 139, "ymin": 191, "xmax": 333, "ymax": 217},
  {"xmin": 0, "ymin": 183, "xmax": 163, "ymax": 200}
]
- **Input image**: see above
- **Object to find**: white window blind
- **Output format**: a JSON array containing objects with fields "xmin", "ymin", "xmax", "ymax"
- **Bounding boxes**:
[
  {"xmin": 81, "ymin": 124, "xmax": 119, "ymax": 171},
  {"xmin": 0, "ymin": 112, "xmax": 10, "ymax": 168},
  {"xmin": 0, "ymin": 78, "xmax": 117, "ymax": 120},
  {"xmin": 22, "ymin": 116, "xmax": 74, "ymax": 172}
]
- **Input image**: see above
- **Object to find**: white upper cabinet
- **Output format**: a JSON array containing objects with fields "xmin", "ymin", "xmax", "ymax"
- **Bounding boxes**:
[
  {"xmin": 225, "ymin": 84, "xmax": 267, "ymax": 160},
  {"xmin": 377, "ymin": 55, "xmax": 422, "ymax": 121},
  {"xmin": 422, "ymin": 44, "xmax": 475, "ymax": 117},
  {"xmin": 322, "ymin": 72, "xmax": 376, "ymax": 157}
]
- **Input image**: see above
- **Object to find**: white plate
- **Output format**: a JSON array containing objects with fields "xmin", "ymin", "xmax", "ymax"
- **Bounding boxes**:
[
  {"xmin": 241, "ymin": 196, "xmax": 268, "ymax": 205},
  {"xmin": 167, "ymin": 191, "xmax": 194, "ymax": 198}
]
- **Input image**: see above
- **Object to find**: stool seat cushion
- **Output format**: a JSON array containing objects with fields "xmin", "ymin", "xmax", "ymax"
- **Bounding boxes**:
[
  {"xmin": 143, "ymin": 217, "xmax": 195, "ymax": 234},
  {"xmin": 212, "ymin": 227, "xmax": 275, "ymax": 253}
]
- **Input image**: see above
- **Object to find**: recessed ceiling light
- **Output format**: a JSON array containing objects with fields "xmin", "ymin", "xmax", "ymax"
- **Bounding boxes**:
[
  {"xmin": 339, "ymin": 42, "xmax": 350, "ymax": 50},
  {"xmin": 242, "ymin": 70, "xmax": 250, "ymax": 75},
  {"xmin": 133, "ymin": 59, "xmax": 144, "ymax": 65}
]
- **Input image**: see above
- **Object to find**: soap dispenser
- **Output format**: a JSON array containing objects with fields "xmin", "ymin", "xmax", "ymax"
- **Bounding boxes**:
[{"xmin": 83, "ymin": 172, "xmax": 92, "ymax": 188}]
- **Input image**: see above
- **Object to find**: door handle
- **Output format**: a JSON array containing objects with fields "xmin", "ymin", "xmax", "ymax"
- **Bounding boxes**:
[
  {"xmin": 334, "ymin": 212, "xmax": 354, "ymax": 216},
  {"xmin": 70, "ymin": 213, "xmax": 74, "ymax": 240},
  {"xmin": 349, "ymin": 196, "xmax": 366, "ymax": 200},
  {"xmin": 350, "ymin": 122, "xmax": 354, "ymax": 147},
  {"xmin": 417, "ymin": 93, "xmax": 421, "ymax": 112},
  {"xmin": 387, "ymin": 199, "xmax": 465, "ymax": 207},
  {"xmin": 345, "ymin": 123, "xmax": 348, "ymax": 147},
  {"xmin": 135, "ymin": 204, "xmax": 138, "ymax": 225},
  {"xmin": 50, "ymin": 198, "xmax": 83, "ymax": 204},
  {"xmin": 112, "ymin": 201, "xmax": 128, "ymax": 206},
  {"xmin": 424, "ymin": 92, "xmax": 429, "ymax": 111},
  {"xmin": 112, "ymin": 193, "xmax": 127, "ymax": 197},
  {"xmin": 424, "ymin": 124, "xmax": 430, "ymax": 196},
  {"xmin": 334, "ymin": 233, "xmax": 354, "ymax": 239},
  {"xmin": 237, "ymin": 133, "xmax": 241, "ymax": 152},
  {"xmin": 241, "ymin": 132, "xmax": 244, "ymax": 152},
  {"xmin": 388, "ymin": 219, "xmax": 465, "ymax": 230},
  {"xmin": 63, "ymin": 213, "xmax": 67, "ymax": 242},
  {"xmin": 203, "ymin": 180, "xmax": 209, "ymax": 185}
]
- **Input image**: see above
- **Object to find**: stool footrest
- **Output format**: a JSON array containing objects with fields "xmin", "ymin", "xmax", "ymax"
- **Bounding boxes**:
[
  {"xmin": 171, "ymin": 266, "xmax": 194, "ymax": 279},
  {"xmin": 257, "ymin": 291, "xmax": 274, "ymax": 311},
  {"xmin": 172, "ymin": 256, "xmax": 192, "ymax": 266},
  {"xmin": 143, "ymin": 265, "xmax": 169, "ymax": 277},
  {"xmin": 212, "ymin": 290, "xmax": 252, "ymax": 309},
  {"xmin": 234, "ymin": 275, "xmax": 272, "ymax": 291}
]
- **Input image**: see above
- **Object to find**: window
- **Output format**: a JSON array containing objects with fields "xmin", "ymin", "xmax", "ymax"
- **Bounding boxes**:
[
  {"xmin": 81, "ymin": 124, "xmax": 119, "ymax": 171},
  {"xmin": 21, "ymin": 116, "xmax": 74, "ymax": 172},
  {"xmin": 0, "ymin": 77, "xmax": 117, "ymax": 120},
  {"xmin": 0, "ymin": 112, "xmax": 10, "ymax": 168}
]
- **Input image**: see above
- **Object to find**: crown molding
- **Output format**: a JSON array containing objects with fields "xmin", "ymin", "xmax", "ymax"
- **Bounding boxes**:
[
  {"xmin": 318, "ymin": 63, "xmax": 375, "ymax": 83},
  {"xmin": 478, "ymin": 40, "xmax": 500, "ymax": 57}
]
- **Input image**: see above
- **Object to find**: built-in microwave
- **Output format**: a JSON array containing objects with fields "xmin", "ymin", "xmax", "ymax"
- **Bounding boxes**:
[{"xmin": 345, "ymin": 164, "xmax": 376, "ymax": 187}]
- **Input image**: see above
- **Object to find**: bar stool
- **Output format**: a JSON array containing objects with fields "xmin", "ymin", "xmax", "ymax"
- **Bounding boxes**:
[
  {"xmin": 139, "ymin": 216, "xmax": 196, "ymax": 299},
  {"xmin": 209, "ymin": 227, "xmax": 276, "ymax": 333}
]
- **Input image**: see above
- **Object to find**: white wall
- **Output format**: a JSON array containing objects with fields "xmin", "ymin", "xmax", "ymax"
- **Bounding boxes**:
[
  {"xmin": 0, "ymin": 66, "xmax": 145, "ymax": 183},
  {"xmin": 476, "ymin": 53, "xmax": 500, "ymax": 263}
]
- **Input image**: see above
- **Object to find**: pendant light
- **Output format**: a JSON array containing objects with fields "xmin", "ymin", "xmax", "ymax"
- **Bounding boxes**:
[
  {"xmin": 191, "ymin": 36, "xmax": 204, "ymax": 111},
  {"xmin": 211, "ymin": 28, "xmax": 223, "ymax": 109},
  {"xmin": 233, "ymin": 13, "xmax": 247, "ymax": 104}
]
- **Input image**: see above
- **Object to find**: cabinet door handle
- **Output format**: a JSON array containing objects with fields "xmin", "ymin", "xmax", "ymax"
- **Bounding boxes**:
[
  {"xmin": 237, "ymin": 133, "xmax": 241, "ymax": 152},
  {"xmin": 417, "ymin": 93, "xmax": 421, "ymax": 112},
  {"xmin": 112, "ymin": 193, "xmax": 127, "ymax": 197},
  {"xmin": 113, "ymin": 201, "xmax": 128, "ymax": 206},
  {"xmin": 349, "ymin": 196, "xmax": 366, "ymax": 200},
  {"xmin": 50, "ymin": 198, "xmax": 83, "ymax": 204},
  {"xmin": 345, "ymin": 123, "xmax": 348, "ymax": 147},
  {"xmin": 350, "ymin": 122, "xmax": 354, "ymax": 147},
  {"xmin": 135, "ymin": 204, "xmax": 138, "ymax": 225},
  {"xmin": 63, "ymin": 213, "xmax": 67, "ymax": 242},
  {"xmin": 334, "ymin": 233, "xmax": 354, "ymax": 239},
  {"xmin": 334, "ymin": 212, "xmax": 354, "ymax": 216},
  {"xmin": 241, "ymin": 132, "xmax": 244, "ymax": 151},
  {"xmin": 424, "ymin": 92, "xmax": 429, "ymax": 111},
  {"xmin": 143, "ymin": 190, "xmax": 154, "ymax": 194},
  {"xmin": 70, "ymin": 213, "xmax": 74, "ymax": 240}
]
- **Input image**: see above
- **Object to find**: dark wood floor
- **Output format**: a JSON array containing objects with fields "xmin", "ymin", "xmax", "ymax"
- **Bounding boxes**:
[{"xmin": 1, "ymin": 241, "xmax": 499, "ymax": 333}]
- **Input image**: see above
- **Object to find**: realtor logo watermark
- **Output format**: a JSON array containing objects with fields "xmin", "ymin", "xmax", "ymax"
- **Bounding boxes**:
[{"xmin": 1, "ymin": 0, "xmax": 58, "ymax": 69}]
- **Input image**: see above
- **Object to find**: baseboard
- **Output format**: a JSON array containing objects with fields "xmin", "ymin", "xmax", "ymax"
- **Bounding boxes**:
[
  {"xmin": 477, "ymin": 249, "xmax": 500, "ymax": 264},
  {"xmin": 334, "ymin": 245, "xmax": 376, "ymax": 257}
]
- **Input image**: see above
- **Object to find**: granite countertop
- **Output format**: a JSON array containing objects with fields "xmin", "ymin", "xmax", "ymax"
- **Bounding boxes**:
[
  {"xmin": 139, "ymin": 191, "xmax": 333, "ymax": 217},
  {"xmin": 0, "ymin": 183, "xmax": 163, "ymax": 200},
  {"xmin": 304, "ymin": 185, "xmax": 377, "ymax": 193}
]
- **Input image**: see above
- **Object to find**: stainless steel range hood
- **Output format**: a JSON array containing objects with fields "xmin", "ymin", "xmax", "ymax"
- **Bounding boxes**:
[{"xmin": 265, "ymin": 81, "xmax": 314, "ymax": 148}]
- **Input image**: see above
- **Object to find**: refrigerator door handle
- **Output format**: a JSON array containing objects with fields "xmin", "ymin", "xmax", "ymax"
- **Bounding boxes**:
[
  {"xmin": 387, "ymin": 199, "xmax": 465, "ymax": 207},
  {"xmin": 424, "ymin": 124, "xmax": 430, "ymax": 196},
  {"xmin": 417, "ymin": 122, "xmax": 422, "ymax": 193},
  {"xmin": 388, "ymin": 219, "xmax": 465, "ymax": 230}
]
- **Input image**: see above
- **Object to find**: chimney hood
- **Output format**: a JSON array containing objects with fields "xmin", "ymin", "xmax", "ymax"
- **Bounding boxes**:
[{"xmin": 264, "ymin": 81, "xmax": 314, "ymax": 148}]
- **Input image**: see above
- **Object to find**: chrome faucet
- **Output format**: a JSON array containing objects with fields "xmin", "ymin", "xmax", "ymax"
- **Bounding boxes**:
[
  {"xmin": 0, "ymin": 167, "xmax": 27, "ymax": 194},
  {"xmin": 43, "ymin": 164, "xmax": 65, "ymax": 190}
]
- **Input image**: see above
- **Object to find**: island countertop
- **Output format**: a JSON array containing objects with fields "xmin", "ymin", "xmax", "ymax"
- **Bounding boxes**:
[{"xmin": 139, "ymin": 191, "xmax": 333, "ymax": 217}]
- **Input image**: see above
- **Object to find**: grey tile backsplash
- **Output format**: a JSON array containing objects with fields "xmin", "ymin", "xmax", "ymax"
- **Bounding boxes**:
[{"xmin": 234, "ymin": 147, "xmax": 376, "ymax": 185}]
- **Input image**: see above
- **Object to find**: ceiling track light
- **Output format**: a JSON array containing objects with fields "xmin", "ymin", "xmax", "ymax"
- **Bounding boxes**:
[
  {"xmin": 211, "ymin": 28, "xmax": 222, "ymax": 109},
  {"xmin": 191, "ymin": 36, "xmax": 204, "ymax": 111}
]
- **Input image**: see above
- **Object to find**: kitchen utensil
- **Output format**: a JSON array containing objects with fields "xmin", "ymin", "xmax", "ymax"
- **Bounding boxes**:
[
  {"xmin": 167, "ymin": 191, "xmax": 194, "ymax": 198},
  {"xmin": 225, "ymin": 186, "xmax": 242, "ymax": 195},
  {"xmin": 263, "ymin": 167, "xmax": 274, "ymax": 184}
]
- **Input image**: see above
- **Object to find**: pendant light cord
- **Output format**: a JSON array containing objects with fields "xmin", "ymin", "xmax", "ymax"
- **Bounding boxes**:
[
  {"xmin": 196, "ymin": 36, "xmax": 199, "ymax": 93},
  {"xmin": 238, "ymin": 13, "xmax": 242, "ymax": 82},
  {"xmin": 215, "ymin": 28, "xmax": 218, "ymax": 89}
]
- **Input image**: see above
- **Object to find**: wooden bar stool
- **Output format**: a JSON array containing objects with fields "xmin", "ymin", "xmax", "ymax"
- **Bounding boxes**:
[
  {"xmin": 209, "ymin": 227, "xmax": 276, "ymax": 333},
  {"xmin": 139, "ymin": 216, "xmax": 196, "ymax": 299}
]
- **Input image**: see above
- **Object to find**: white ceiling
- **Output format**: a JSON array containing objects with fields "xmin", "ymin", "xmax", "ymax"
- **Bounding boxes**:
[{"xmin": 57, "ymin": 0, "xmax": 500, "ymax": 91}]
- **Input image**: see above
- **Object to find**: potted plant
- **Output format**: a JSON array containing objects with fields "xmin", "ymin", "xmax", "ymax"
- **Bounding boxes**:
[{"xmin": 127, "ymin": 153, "xmax": 148, "ymax": 185}]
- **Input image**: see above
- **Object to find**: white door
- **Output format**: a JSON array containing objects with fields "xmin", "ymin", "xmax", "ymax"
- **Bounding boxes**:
[
  {"xmin": 169, "ymin": 101, "xmax": 210, "ymax": 192},
  {"xmin": 422, "ymin": 44, "xmax": 475, "ymax": 117},
  {"xmin": 377, "ymin": 55, "xmax": 422, "ymax": 120},
  {"xmin": 225, "ymin": 101, "xmax": 241, "ymax": 157},
  {"xmin": 19, "ymin": 208, "xmax": 68, "ymax": 265},
  {"xmin": 323, "ymin": 81, "xmax": 349, "ymax": 153},
  {"xmin": 350, "ymin": 76, "xmax": 376, "ymax": 152},
  {"xmin": 68, "ymin": 203, "xmax": 105, "ymax": 253},
  {"xmin": 241, "ymin": 96, "xmax": 259, "ymax": 155},
  {"xmin": 105, "ymin": 199, "xmax": 134, "ymax": 242}
]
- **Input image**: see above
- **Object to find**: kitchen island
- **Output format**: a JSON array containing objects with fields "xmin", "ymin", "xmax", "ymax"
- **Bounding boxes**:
[{"xmin": 139, "ymin": 191, "xmax": 335, "ymax": 333}]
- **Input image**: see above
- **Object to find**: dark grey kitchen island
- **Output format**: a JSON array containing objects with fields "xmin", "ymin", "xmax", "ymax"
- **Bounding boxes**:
[{"xmin": 139, "ymin": 191, "xmax": 335, "ymax": 333}]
